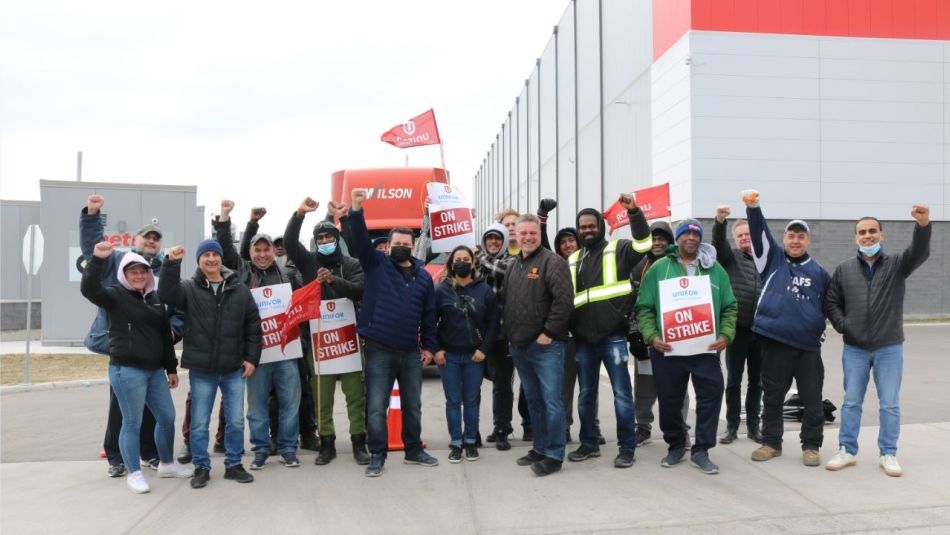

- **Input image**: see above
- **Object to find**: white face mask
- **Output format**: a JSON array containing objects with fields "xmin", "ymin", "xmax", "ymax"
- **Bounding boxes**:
[{"xmin": 859, "ymin": 243, "xmax": 881, "ymax": 257}]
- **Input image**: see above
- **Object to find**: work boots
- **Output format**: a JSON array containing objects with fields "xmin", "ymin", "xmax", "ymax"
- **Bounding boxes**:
[
  {"xmin": 351, "ymin": 434, "xmax": 370, "ymax": 465},
  {"xmin": 314, "ymin": 435, "xmax": 337, "ymax": 465}
]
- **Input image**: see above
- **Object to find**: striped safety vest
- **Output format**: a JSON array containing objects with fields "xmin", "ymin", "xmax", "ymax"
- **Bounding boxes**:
[{"xmin": 569, "ymin": 240, "xmax": 632, "ymax": 308}]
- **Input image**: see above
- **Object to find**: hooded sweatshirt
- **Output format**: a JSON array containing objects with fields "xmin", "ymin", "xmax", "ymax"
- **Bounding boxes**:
[{"xmin": 554, "ymin": 227, "xmax": 579, "ymax": 258}]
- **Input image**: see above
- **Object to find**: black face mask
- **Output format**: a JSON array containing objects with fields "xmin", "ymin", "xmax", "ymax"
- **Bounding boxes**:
[
  {"xmin": 452, "ymin": 261, "xmax": 472, "ymax": 278},
  {"xmin": 389, "ymin": 246, "xmax": 412, "ymax": 263}
]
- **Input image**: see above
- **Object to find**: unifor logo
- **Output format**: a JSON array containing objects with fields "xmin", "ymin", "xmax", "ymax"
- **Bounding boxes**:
[
  {"xmin": 327, "ymin": 301, "xmax": 336, "ymax": 312},
  {"xmin": 263, "ymin": 287, "xmax": 273, "ymax": 298},
  {"xmin": 679, "ymin": 278, "xmax": 689, "ymax": 289},
  {"xmin": 444, "ymin": 184, "xmax": 452, "ymax": 193},
  {"xmin": 403, "ymin": 120, "xmax": 416, "ymax": 136}
]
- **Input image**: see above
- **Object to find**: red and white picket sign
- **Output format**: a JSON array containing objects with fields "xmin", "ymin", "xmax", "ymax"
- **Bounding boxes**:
[
  {"xmin": 426, "ymin": 182, "xmax": 475, "ymax": 253},
  {"xmin": 604, "ymin": 183, "xmax": 672, "ymax": 235},
  {"xmin": 658, "ymin": 275, "xmax": 717, "ymax": 356},
  {"xmin": 251, "ymin": 283, "xmax": 303, "ymax": 364},
  {"xmin": 310, "ymin": 298, "xmax": 362, "ymax": 375}
]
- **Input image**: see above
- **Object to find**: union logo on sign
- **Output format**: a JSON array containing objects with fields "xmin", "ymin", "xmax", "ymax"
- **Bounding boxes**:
[
  {"xmin": 327, "ymin": 301, "xmax": 336, "ymax": 312},
  {"xmin": 403, "ymin": 120, "xmax": 416, "ymax": 136},
  {"xmin": 444, "ymin": 184, "xmax": 452, "ymax": 193},
  {"xmin": 679, "ymin": 278, "xmax": 689, "ymax": 289},
  {"xmin": 263, "ymin": 287, "xmax": 272, "ymax": 298}
]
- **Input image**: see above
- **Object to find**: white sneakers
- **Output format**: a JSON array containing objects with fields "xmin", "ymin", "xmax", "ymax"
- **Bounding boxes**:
[
  {"xmin": 880, "ymin": 455, "xmax": 903, "ymax": 477},
  {"xmin": 158, "ymin": 462, "xmax": 195, "ymax": 479},
  {"xmin": 825, "ymin": 447, "xmax": 857, "ymax": 471},
  {"xmin": 126, "ymin": 471, "xmax": 150, "ymax": 494}
]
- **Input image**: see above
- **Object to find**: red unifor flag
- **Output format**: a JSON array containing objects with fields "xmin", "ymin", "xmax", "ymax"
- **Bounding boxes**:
[
  {"xmin": 280, "ymin": 279, "xmax": 322, "ymax": 352},
  {"xmin": 604, "ymin": 183, "xmax": 672, "ymax": 235},
  {"xmin": 380, "ymin": 109, "xmax": 441, "ymax": 148}
]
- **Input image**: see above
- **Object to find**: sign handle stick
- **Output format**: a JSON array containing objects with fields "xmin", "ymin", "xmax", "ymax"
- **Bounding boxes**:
[
  {"xmin": 315, "ymin": 315, "xmax": 322, "ymax": 439},
  {"xmin": 439, "ymin": 140, "xmax": 446, "ymax": 171}
]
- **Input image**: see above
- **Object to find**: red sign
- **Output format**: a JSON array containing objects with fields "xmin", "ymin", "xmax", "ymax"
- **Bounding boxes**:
[
  {"xmin": 260, "ymin": 312, "xmax": 287, "ymax": 350},
  {"xmin": 280, "ymin": 279, "xmax": 322, "ymax": 351},
  {"xmin": 431, "ymin": 208, "xmax": 473, "ymax": 239},
  {"xmin": 380, "ymin": 109, "xmax": 441, "ymax": 149},
  {"xmin": 661, "ymin": 304, "xmax": 714, "ymax": 342},
  {"xmin": 314, "ymin": 324, "xmax": 359, "ymax": 362},
  {"xmin": 604, "ymin": 183, "xmax": 671, "ymax": 235}
]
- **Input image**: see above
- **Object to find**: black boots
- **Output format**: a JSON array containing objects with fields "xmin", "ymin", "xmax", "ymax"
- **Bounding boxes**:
[
  {"xmin": 314, "ymin": 435, "xmax": 337, "ymax": 465},
  {"xmin": 352, "ymin": 434, "xmax": 370, "ymax": 465}
]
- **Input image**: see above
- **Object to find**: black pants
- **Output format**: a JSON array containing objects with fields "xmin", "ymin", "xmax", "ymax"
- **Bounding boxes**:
[
  {"xmin": 104, "ymin": 386, "xmax": 157, "ymax": 464},
  {"xmin": 487, "ymin": 339, "xmax": 531, "ymax": 434},
  {"xmin": 760, "ymin": 337, "xmax": 824, "ymax": 451},
  {"xmin": 650, "ymin": 350, "xmax": 724, "ymax": 455},
  {"xmin": 724, "ymin": 328, "xmax": 763, "ymax": 431}
]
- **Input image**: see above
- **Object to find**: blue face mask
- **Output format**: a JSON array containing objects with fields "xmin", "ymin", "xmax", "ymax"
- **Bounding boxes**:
[
  {"xmin": 858, "ymin": 243, "xmax": 881, "ymax": 257},
  {"xmin": 317, "ymin": 243, "xmax": 337, "ymax": 255}
]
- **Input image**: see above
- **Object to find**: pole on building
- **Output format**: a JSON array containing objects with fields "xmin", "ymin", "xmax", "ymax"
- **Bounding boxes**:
[
  {"xmin": 23, "ymin": 227, "xmax": 36, "ymax": 384},
  {"xmin": 77, "ymin": 151, "xmax": 83, "ymax": 182}
]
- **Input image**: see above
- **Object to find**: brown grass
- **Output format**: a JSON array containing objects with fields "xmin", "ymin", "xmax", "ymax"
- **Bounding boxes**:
[{"xmin": 0, "ymin": 354, "xmax": 108, "ymax": 385}]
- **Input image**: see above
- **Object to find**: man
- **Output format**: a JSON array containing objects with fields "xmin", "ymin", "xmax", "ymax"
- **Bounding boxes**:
[
  {"xmin": 346, "ymin": 188, "xmax": 439, "ymax": 477},
  {"xmin": 743, "ymin": 190, "xmax": 831, "ymax": 467},
  {"xmin": 286, "ymin": 198, "xmax": 369, "ymax": 466},
  {"xmin": 159, "ymin": 240, "xmax": 262, "ymax": 488},
  {"xmin": 824, "ymin": 205, "xmax": 931, "ymax": 477},
  {"xmin": 497, "ymin": 208, "xmax": 521, "ymax": 255},
  {"xmin": 80, "ymin": 194, "xmax": 182, "ymax": 477},
  {"xmin": 712, "ymin": 205, "xmax": 763, "ymax": 444},
  {"xmin": 567, "ymin": 194, "xmax": 652, "ymax": 469},
  {"xmin": 502, "ymin": 214, "xmax": 573, "ymax": 476},
  {"xmin": 215, "ymin": 200, "xmax": 303, "ymax": 470},
  {"xmin": 272, "ymin": 235, "xmax": 289, "ymax": 268},
  {"xmin": 636, "ymin": 219, "xmax": 737, "ymax": 475}
]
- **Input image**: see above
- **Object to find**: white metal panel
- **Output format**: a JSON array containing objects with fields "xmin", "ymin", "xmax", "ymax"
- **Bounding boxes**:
[
  {"xmin": 690, "ymin": 30, "xmax": 819, "ymax": 57},
  {"xmin": 821, "ymin": 99, "xmax": 942, "ymax": 123},
  {"xmin": 821, "ymin": 78, "xmax": 943, "ymax": 103},
  {"xmin": 821, "ymin": 161, "xmax": 943, "ymax": 184},
  {"xmin": 819, "ymin": 57, "xmax": 942, "ymax": 83},
  {"xmin": 821, "ymin": 120, "xmax": 943, "ymax": 144},
  {"xmin": 693, "ymin": 73, "xmax": 819, "ymax": 99},
  {"xmin": 693, "ymin": 116, "xmax": 819, "ymax": 141},
  {"xmin": 822, "ymin": 140, "xmax": 942, "ymax": 164},
  {"xmin": 690, "ymin": 53, "xmax": 819, "ymax": 79},
  {"xmin": 820, "ymin": 37, "xmax": 944, "ymax": 62},
  {"xmin": 694, "ymin": 158, "xmax": 820, "ymax": 182},
  {"xmin": 693, "ymin": 95, "xmax": 820, "ymax": 120}
]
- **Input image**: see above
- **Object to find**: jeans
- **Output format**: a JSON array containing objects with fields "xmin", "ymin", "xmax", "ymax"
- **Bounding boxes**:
[
  {"xmin": 724, "ymin": 328, "xmax": 763, "ymax": 431},
  {"xmin": 247, "ymin": 359, "xmax": 301, "ymax": 454},
  {"xmin": 439, "ymin": 351, "xmax": 485, "ymax": 446},
  {"xmin": 576, "ymin": 335, "xmax": 637, "ymax": 450},
  {"xmin": 649, "ymin": 350, "xmax": 724, "ymax": 455},
  {"xmin": 189, "ymin": 369, "xmax": 246, "ymax": 469},
  {"xmin": 104, "ymin": 386, "xmax": 157, "ymax": 465},
  {"xmin": 364, "ymin": 343, "xmax": 424, "ymax": 456},
  {"xmin": 509, "ymin": 340, "xmax": 566, "ymax": 460},
  {"xmin": 760, "ymin": 337, "xmax": 824, "ymax": 451},
  {"xmin": 839, "ymin": 343, "xmax": 903, "ymax": 456},
  {"xmin": 108, "ymin": 365, "xmax": 176, "ymax": 472}
]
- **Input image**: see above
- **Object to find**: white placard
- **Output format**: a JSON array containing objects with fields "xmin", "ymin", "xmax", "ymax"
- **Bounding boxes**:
[
  {"xmin": 658, "ymin": 275, "xmax": 717, "ymax": 356},
  {"xmin": 426, "ymin": 183, "xmax": 475, "ymax": 253},
  {"xmin": 309, "ymin": 298, "xmax": 362, "ymax": 375},
  {"xmin": 252, "ymin": 283, "xmax": 303, "ymax": 364}
]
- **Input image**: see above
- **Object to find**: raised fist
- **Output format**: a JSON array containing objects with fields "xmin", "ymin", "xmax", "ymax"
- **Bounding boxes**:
[
  {"xmin": 167, "ymin": 246, "xmax": 185, "ymax": 261},
  {"xmin": 538, "ymin": 198, "xmax": 557, "ymax": 217},
  {"xmin": 87, "ymin": 194, "xmax": 105, "ymax": 214},
  {"xmin": 219, "ymin": 200, "xmax": 235, "ymax": 221},
  {"xmin": 298, "ymin": 197, "xmax": 319, "ymax": 216},
  {"xmin": 250, "ymin": 207, "xmax": 266, "ymax": 222},
  {"xmin": 741, "ymin": 189, "xmax": 760, "ymax": 208},
  {"xmin": 617, "ymin": 193, "xmax": 637, "ymax": 211},
  {"xmin": 351, "ymin": 189, "xmax": 367, "ymax": 210},
  {"xmin": 93, "ymin": 241, "xmax": 113, "ymax": 259},
  {"xmin": 911, "ymin": 204, "xmax": 930, "ymax": 226},
  {"xmin": 716, "ymin": 205, "xmax": 731, "ymax": 223}
]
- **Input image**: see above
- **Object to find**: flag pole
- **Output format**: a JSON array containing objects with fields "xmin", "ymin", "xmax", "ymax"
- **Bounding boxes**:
[
  {"xmin": 438, "ymin": 139, "xmax": 446, "ymax": 171},
  {"xmin": 315, "ymin": 315, "xmax": 323, "ymax": 440}
]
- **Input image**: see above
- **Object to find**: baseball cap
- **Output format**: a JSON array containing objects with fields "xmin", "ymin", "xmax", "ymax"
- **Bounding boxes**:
[
  {"xmin": 250, "ymin": 233, "xmax": 274, "ymax": 246},
  {"xmin": 136, "ymin": 224, "xmax": 163, "ymax": 239},
  {"xmin": 785, "ymin": 219, "xmax": 810, "ymax": 233}
]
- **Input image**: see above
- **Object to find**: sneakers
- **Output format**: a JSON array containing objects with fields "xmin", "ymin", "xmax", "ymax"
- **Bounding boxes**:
[
  {"xmin": 530, "ymin": 457, "xmax": 562, "ymax": 477},
  {"xmin": 597, "ymin": 435, "xmax": 607, "ymax": 446},
  {"xmin": 880, "ymin": 455, "xmax": 903, "ymax": 477},
  {"xmin": 404, "ymin": 450, "xmax": 439, "ymax": 467},
  {"xmin": 126, "ymin": 471, "xmax": 150, "ymax": 494},
  {"xmin": 661, "ymin": 448, "xmax": 686, "ymax": 468},
  {"xmin": 751, "ymin": 445, "xmax": 782, "ymax": 462},
  {"xmin": 448, "ymin": 446, "xmax": 463, "ymax": 464},
  {"xmin": 464, "ymin": 445, "xmax": 479, "ymax": 462},
  {"xmin": 190, "ymin": 467, "xmax": 210, "ymax": 489},
  {"xmin": 803, "ymin": 449, "xmax": 821, "ymax": 467},
  {"xmin": 496, "ymin": 432, "xmax": 512, "ymax": 451},
  {"xmin": 690, "ymin": 451, "xmax": 719, "ymax": 474},
  {"xmin": 718, "ymin": 428, "xmax": 738, "ymax": 445},
  {"xmin": 635, "ymin": 429, "xmax": 652, "ymax": 446},
  {"xmin": 280, "ymin": 452, "xmax": 301, "ymax": 468},
  {"xmin": 250, "ymin": 452, "xmax": 269, "ymax": 470},
  {"xmin": 177, "ymin": 444, "xmax": 192, "ymax": 464},
  {"xmin": 567, "ymin": 444, "xmax": 602, "ymax": 462},
  {"xmin": 224, "ymin": 464, "xmax": 254, "ymax": 483},
  {"xmin": 614, "ymin": 449, "xmax": 636, "ymax": 469},
  {"xmin": 365, "ymin": 453, "xmax": 386, "ymax": 477},
  {"xmin": 141, "ymin": 457, "xmax": 160, "ymax": 470},
  {"xmin": 826, "ymin": 447, "xmax": 857, "ymax": 471},
  {"xmin": 107, "ymin": 463, "xmax": 127, "ymax": 478},
  {"xmin": 516, "ymin": 450, "xmax": 545, "ymax": 467},
  {"xmin": 157, "ymin": 462, "xmax": 194, "ymax": 478},
  {"xmin": 486, "ymin": 430, "xmax": 498, "ymax": 443}
]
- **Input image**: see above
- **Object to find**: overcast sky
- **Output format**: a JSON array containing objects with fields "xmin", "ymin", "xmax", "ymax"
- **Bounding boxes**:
[{"xmin": 0, "ymin": 0, "xmax": 569, "ymax": 236}]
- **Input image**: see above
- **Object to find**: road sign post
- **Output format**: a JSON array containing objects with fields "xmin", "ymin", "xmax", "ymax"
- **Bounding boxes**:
[{"xmin": 22, "ymin": 225, "xmax": 44, "ymax": 385}]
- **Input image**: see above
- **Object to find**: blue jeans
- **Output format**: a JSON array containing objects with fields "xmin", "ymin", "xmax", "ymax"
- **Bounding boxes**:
[
  {"xmin": 189, "ymin": 369, "xmax": 246, "ymax": 469},
  {"xmin": 839, "ymin": 343, "xmax": 903, "ymax": 456},
  {"xmin": 576, "ymin": 335, "xmax": 637, "ymax": 450},
  {"xmin": 438, "ymin": 351, "xmax": 484, "ymax": 446},
  {"xmin": 247, "ymin": 359, "xmax": 301, "ymax": 455},
  {"xmin": 509, "ymin": 340, "xmax": 566, "ymax": 460},
  {"xmin": 108, "ymin": 365, "xmax": 176, "ymax": 472},
  {"xmin": 364, "ymin": 343, "xmax": 424, "ymax": 456}
]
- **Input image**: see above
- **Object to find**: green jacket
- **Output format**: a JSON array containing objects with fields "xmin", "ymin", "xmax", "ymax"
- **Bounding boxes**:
[{"xmin": 635, "ymin": 245, "xmax": 738, "ymax": 351}]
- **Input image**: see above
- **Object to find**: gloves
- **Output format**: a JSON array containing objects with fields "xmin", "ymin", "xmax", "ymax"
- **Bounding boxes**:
[
  {"xmin": 537, "ymin": 198, "xmax": 557, "ymax": 218},
  {"xmin": 627, "ymin": 320, "xmax": 649, "ymax": 360},
  {"xmin": 741, "ymin": 189, "xmax": 760, "ymax": 208}
]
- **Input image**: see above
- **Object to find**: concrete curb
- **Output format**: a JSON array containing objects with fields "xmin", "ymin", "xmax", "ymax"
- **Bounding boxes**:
[{"xmin": 1, "ymin": 372, "xmax": 190, "ymax": 395}]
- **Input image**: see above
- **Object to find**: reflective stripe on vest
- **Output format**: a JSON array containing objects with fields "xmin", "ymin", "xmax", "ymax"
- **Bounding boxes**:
[{"xmin": 569, "ymin": 240, "xmax": 632, "ymax": 308}]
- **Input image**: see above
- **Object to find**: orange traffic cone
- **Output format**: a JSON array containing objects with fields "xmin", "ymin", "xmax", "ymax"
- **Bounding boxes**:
[{"xmin": 387, "ymin": 380, "xmax": 405, "ymax": 451}]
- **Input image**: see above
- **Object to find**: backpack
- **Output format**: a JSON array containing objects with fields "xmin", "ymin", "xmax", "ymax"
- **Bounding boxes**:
[{"xmin": 783, "ymin": 393, "xmax": 837, "ymax": 423}]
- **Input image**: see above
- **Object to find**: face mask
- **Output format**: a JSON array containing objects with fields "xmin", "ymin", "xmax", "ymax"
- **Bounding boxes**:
[
  {"xmin": 389, "ymin": 246, "xmax": 412, "ymax": 263},
  {"xmin": 859, "ymin": 243, "xmax": 881, "ymax": 257},
  {"xmin": 317, "ymin": 242, "xmax": 337, "ymax": 256},
  {"xmin": 453, "ymin": 261, "xmax": 472, "ymax": 278}
]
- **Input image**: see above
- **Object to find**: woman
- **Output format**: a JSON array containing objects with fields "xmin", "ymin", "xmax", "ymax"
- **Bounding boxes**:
[
  {"xmin": 81, "ymin": 241, "xmax": 193, "ymax": 494},
  {"xmin": 434, "ymin": 245, "xmax": 500, "ymax": 463}
]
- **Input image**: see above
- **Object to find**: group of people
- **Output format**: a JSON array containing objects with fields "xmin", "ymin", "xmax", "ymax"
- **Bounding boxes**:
[{"xmin": 80, "ymin": 185, "xmax": 931, "ymax": 492}]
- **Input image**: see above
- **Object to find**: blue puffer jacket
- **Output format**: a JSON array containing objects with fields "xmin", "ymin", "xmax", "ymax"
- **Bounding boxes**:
[
  {"xmin": 435, "ymin": 278, "xmax": 500, "ymax": 354},
  {"xmin": 346, "ymin": 209, "xmax": 438, "ymax": 353},
  {"xmin": 747, "ymin": 206, "xmax": 830, "ymax": 352}
]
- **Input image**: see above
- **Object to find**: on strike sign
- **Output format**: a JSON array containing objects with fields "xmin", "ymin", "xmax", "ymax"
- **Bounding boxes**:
[
  {"xmin": 310, "ymin": 298, "xmax": 362, "ymax": 375},
  {"xmin": 426, "ymin": 182, "xmax": 475, "ymax": 253},
  {"xmin": 657, "ymin": 275, "xmax": 717, "ymax": 356},
  {"xmin": 251, "ymin": 283, "xmax": 303, "ymax": 364}
]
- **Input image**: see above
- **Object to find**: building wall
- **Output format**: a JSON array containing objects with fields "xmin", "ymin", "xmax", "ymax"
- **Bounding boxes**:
[{"xmin": 0, "ymin": 200, "xmax": 41, "ymax": 302}]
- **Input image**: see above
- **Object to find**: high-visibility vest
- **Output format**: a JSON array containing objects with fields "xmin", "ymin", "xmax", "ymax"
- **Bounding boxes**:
[{"xmin": 569, "ymin": 240, "xmax": 632, "ymax": 308}]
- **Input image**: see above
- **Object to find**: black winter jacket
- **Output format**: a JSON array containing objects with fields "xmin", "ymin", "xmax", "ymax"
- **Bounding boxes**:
[
  {"xmin": 215, "ymin": 218, "xmax": 302, "ymax": 291},
  {"xmin": 158, "ymin": 260, "xmax": 262, "ymax": 373},
  {"xmin": 80, "ymin": 256, "xmax": 177, "ymax": 374},
  {"xmin": 501, "ymin": 247, "xmax": 573, "ymax": 345},
  {"xmin": 284, "ymin": 212, "xmax": 364, "ymax": 301},
  {"xmin": 825, "ymin": 223, "xmax": 931, "ymax": 349},
  {"xmin": 712, "ymin": 219, "xmax": 760, "ymax": 329}
]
